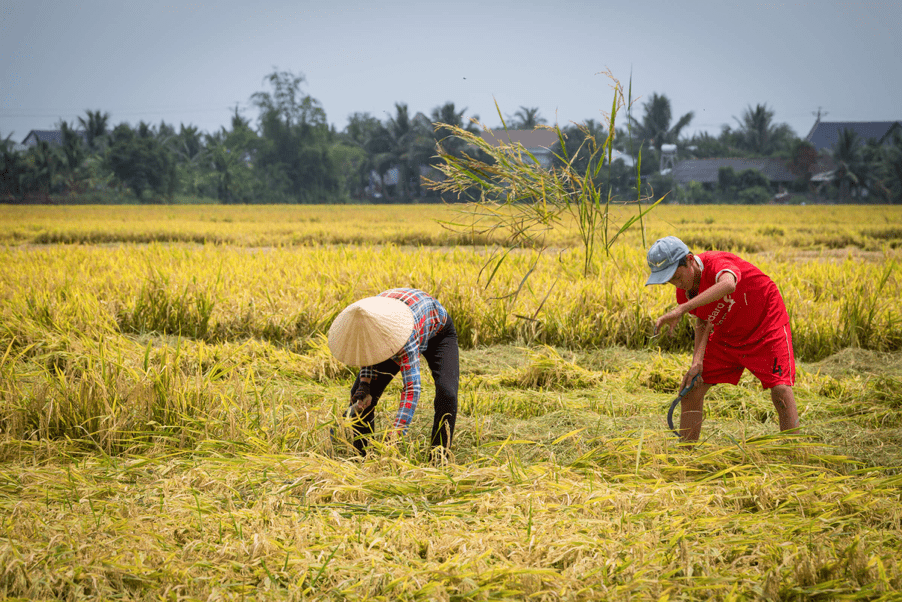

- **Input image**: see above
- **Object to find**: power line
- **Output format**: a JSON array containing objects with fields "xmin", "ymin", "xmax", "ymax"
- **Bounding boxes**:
[{"xmin": 0, "ymin": 102, "xmax": 255, "ymax": 119}]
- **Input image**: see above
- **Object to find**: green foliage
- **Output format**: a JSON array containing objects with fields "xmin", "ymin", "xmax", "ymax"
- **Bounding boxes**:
[
  {"xmin": 874, "ymin": 130, "xmax": 902, "ymax": 203},
  {"xmin": 20, "ymin": 141, "xmax": 58, "ymax": 199},
  {"xmin": 679, "ymin": 181, "xmax": 713, "ymax": 204},
  {"xmin": 106, "ymin": 122, "xmax": 177, "ymax": 201},
  {"xmin": 832, "ymin": 129, "xmax": 872, "ymax": 200},
  {"xmin": 367, "ymin": 103, "xmax": 434, "ymax": 200},
  {"xmin": 337, "ymin": 112, "xmax": 384, "ymax": 199},
  {"xmin": 646, "ymin": 172, "xmax": 674, "ymax": 201},
  {"xmin": 250, "ymin": 70, "xmax": 341, "ymax": 203},
  {"xmin": 684, "ymin": 130, "xmax": 738, "ymax": 159},
  {"xmin": 7, "ymin": 73, "xmax": 899, "ymax": 206},
  {"xmin": 737, "ymin": 168, "xmax": 769, "ymax": 189},
  {"xmin": 0, "ymin": 132, "xmax": 27, "ymax": 198},
  {"xmin": 737, "ymin": 185, "xmax": 771, "ymax": 204},
  {"xmin": 717, "ymin": 166, "xmax": 738, "ymax": 194},
  {"xmin": 331, "ymin": 143, "xmax": 370, "ymax": 201},
  {"xmin": 715, "ymin": 168, "xmax": 772, "ymax": 202},
  {"xmin": 77, "ymin": 109, "xmax": 110, "ymax": 153}
]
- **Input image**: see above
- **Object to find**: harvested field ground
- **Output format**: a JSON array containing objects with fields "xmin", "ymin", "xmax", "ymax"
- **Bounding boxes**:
[{"xmin": 1, "ymin": 204, "xmax": 901, "ymax": 600}]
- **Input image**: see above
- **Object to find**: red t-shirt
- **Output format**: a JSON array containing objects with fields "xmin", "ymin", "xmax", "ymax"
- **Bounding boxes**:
[{"xmin": 676, "ymin": 251, "xmax": 789, "ymax": 345}]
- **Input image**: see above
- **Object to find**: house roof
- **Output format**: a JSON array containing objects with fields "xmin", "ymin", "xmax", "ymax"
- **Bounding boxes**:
[
  {"xmin": 22, "ymin": 129, "xmax": 87, "ymax": 146},
  {"xmin": 672, "ymin": 158, "xmax": 798, "ymax": 185},
  {"xmin": 479, "ymin": 129, "xmax": 558, "ymax": 151},
  {"xmin": 805, "ymin": 121, "xmax": 901, "ymax": 152}
]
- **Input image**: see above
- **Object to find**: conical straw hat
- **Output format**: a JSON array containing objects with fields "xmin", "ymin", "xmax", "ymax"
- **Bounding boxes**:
[{"xmin": 328, "ymin": 296, "xmax": 415, "ymax": 366}]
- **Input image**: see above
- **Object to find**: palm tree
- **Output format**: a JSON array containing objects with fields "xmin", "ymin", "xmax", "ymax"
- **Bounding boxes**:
[
  {"xmin": 77, "ymin": 110, "xmax": 110, "ymax": 153},
  {"xmin": 429, "ymin": 102, "xmax": 479, "ymax": 162},
  {"xmin": 734, "ymin": 103, "xmax": 795, "ymax": 156},
  {"xmin": 22, "ymin": 141, "xmax": 57, "ymax": 198},
  {"xmin": 342, "ymin": 112, "xmax": 383, "ymax": 148},
  {"xmin": 177, "ymin": 124, "xmax": 204, "ymax": 162},
  {"xmin": 368, "ymin": 103, "xmax": 432, "ymax": 199},
  {"xmin": 509, "ymin": 106, "xmax": 546, "ymax": 129},
  {"xmin": 875, "ymin": 130, "xmax": 902, "ymax": 203},
  {"xmin": 832, "ymin": 129, "xmax": 869, "ymax": 200},
  {"xmin": 629, "ymin": 93, "xmax": 693, "ymax": 152},
  {"xmin": 58, "ymin": 120, "xmax": 85, "ymax": 172},
  {"xmin": 1, "ymin": 132, "xmax": 25, "ymax": 198},
  {"xmin": 207, "ymin": 138, "xmax": 239, "ymax": 203}
]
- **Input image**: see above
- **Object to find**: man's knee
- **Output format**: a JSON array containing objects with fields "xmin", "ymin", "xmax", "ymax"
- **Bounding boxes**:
[{"xmin": 770, "ymin": 384, "xmax": 794, "ymax": 404}]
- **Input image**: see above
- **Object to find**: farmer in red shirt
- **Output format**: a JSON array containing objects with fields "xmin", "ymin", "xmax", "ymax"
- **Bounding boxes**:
[{"xmin": 646, "ymin": 236, "xmax": 800, "ymax": 441}]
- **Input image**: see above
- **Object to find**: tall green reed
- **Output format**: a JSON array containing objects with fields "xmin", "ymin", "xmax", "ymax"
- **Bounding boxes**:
[{"xmin": 426, "ymin": 71, "xmax": 664, "ymax": 280}]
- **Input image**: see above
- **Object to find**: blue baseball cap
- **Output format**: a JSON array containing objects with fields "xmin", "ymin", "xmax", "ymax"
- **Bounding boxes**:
[{"xmin": 645, "ymin": 236, "xmax": 689, "ymax": 285}]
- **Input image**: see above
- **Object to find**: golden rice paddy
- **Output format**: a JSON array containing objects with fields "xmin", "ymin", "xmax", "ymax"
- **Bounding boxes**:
[{"xmin": 0, "ymin": 203, "xmax": 900, "ymax": 600}]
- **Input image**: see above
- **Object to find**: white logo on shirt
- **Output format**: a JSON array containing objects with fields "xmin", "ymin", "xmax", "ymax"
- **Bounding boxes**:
[{"xmin": 708, "ymin": 294, "xmax": 735, "ymax": 326}]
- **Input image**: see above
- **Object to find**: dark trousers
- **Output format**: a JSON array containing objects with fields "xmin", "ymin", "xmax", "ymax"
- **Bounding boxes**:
[{"xmin": 348, "ymin": 317, "xmax": 459, "ymax": 453}]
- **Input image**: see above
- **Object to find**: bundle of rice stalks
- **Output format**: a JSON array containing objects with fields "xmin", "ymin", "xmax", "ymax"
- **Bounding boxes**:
[{"xmin": 501, "ymin": 346, "xmax": 601, "ymax": 390}]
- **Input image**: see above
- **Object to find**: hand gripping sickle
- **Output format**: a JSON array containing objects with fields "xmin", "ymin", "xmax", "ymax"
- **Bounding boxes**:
[{"xmin": 346, "ymin": 381, "xmax": 373, "ymax": 418}]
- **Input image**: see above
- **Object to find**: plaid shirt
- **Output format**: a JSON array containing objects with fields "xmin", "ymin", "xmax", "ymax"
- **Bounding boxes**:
[{"xmin": 359, "ymin": 288, "xmax": 449, "ymax": 432}]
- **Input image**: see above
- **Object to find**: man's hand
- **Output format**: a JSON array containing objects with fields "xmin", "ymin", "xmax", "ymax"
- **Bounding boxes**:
[
  {"xmin": 655, "ymin": 305, "xmax": 685, "ymax": 337},
  {"xmin": 680, "ymin": 363, "xmax": 702, "ymax": 393},
  {"xmin": 348, "ymin": 381, "xmax": 372, "ymax": 416}
]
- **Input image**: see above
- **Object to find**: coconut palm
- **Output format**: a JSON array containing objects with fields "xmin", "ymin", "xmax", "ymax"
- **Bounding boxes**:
[
  {"xmin": 21, "ymin": 140, "xmax": 57, "ymax": 198},
  {"xmin": 509, "ymin": 106, "xmax": 546, "ymax": 129},
  {"xmin": 734, "ymin": 103, "xmax": 795, "ymax": 156},
  {"xmin": 368, "ymin": 103, "xmax": 432, "ymax": 199},
  {"xmin": 58, "ymin": 120, "xmax": 85, "ymax": 172},
  {"xmin": 831, "ymin": 129, "xmax": 870, "ymax": 200},
  {"xmin": 629, "ymin": 93, "xmax": 693, "ymax": 152},
  {"xmin": 874, "ymin": 130, "xmax": 902, "ymax": 203},
  {"xmin": 430, "ymin": 102, "xmax": 480, "ymax": 161},
  {"xmin": 77, "ymin": 110, "xmax": 110, "ymax": 153},
  {"xmin": 1, "ymin": 132, "xmax": 26, "ymax": 197},
  {"xmin": 177, "ymin": 124, "xmax": 204, "ymax": 162}
]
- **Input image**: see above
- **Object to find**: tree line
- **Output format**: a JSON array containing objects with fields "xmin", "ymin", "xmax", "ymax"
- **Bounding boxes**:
[{"xmin": 1, "ymin": 70, "xmax": 900, "ymax": 204}]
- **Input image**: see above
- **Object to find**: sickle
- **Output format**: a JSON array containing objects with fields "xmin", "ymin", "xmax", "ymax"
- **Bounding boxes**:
[{"xmin": 667, "ymin": 372, "xmax": 701, "ymax": 438}]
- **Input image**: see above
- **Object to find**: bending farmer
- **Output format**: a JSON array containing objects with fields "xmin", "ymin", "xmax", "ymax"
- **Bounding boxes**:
[
  {"xmin": 646, "ymin": 236, "xmax": 800, "ymax": 441},
  {"xmin": 328, "ymin": 288, "xmax": 459, "ymax": 454}
]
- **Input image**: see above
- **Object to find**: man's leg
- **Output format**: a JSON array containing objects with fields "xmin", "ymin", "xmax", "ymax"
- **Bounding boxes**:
[
  {"xmin": 423, "ymin": 320, "xmax": 459, "ymax": 449},
  {"xmin": 679, "ymin": 382, "xmax": 712, "ymax": 442},
  {"xmin": 770, "ymin": 385, "xmax": 799, "ymax": 432},
  {"xmin": 743, "ymin": 323, "xmax": 798, "ymax": 434}
]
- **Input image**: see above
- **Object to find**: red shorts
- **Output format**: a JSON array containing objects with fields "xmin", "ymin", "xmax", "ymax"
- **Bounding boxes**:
[{"xmin": 702, "ymin": 323, "xmax": 796, "ymax": 389}]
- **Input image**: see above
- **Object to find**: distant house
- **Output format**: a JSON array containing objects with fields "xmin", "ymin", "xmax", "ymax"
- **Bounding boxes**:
[
  {"xmin": 21, "ymin": 129, "xmax": 87, "ymax": 149},
  {"xmin": 805, "ymin": 120, "xmax": 902, "ymax": 152},
  {"xmin": 671, "ymin": 158, "xmax": 799, "ymax": 186},
  {"xmin": 479, "ymin": 129, "xmax": 559, "ymax": 169}
]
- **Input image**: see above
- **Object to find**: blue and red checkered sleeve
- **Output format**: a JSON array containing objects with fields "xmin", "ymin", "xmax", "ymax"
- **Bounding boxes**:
[{"xmin": 392, "ymin": 336, "xmax": 422, "ymax": 431}]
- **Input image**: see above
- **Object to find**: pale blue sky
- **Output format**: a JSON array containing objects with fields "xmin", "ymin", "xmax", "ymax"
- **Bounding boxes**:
[{"xmin": 2, "ymin": 0, "xmax": 899, "ymax": 143}]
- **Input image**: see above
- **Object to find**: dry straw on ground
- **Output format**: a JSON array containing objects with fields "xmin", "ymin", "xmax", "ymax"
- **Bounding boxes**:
[{"xmin": 0, "ymin": 204, "xmax": 901, "ymax": 600}]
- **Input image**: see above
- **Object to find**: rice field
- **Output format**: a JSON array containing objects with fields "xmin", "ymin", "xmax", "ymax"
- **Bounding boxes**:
[{"xmin": 1, "ymin": 203, "xmax": 901, "ymax": 600}]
